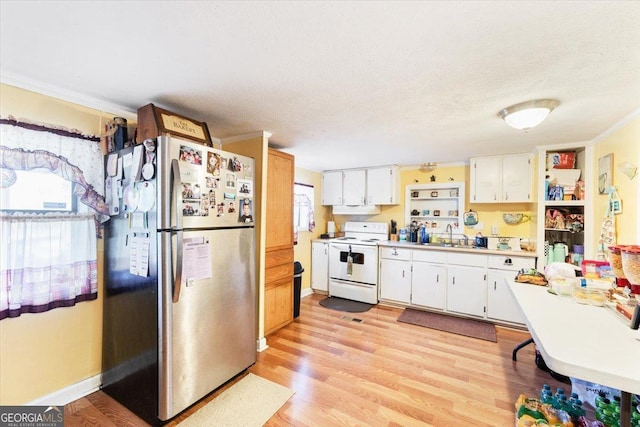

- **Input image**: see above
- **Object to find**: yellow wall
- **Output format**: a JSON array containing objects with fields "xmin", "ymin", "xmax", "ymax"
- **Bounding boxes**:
[
  {"xmin": 592, "ymin": 116, "xmax": 640, "ymax": 246},
  {"xmin": 293, "ymin": 167, "xmax": 329, "ymax": 291},
  {"xmin": 0, "ymin": 84, "xmax": 115, "ymax": 404}
]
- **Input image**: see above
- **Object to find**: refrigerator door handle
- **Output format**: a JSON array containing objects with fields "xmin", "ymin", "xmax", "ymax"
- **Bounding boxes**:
[
  {"xmin": 173, "ymin": 229, "xmax": 184, "ymax": 303},
  {"xmin": 171, "ymin": 159, "xmax": 183, "ymax": 232},
  {"xmin": 170, "ymin": 158, "xmax": 184, "ymax": 303}
]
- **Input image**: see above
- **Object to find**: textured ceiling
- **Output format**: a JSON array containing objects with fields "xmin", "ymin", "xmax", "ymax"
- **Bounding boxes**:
[{"xmin": 1, "ymin": 1, "xmax": 639, "ymax": 171}]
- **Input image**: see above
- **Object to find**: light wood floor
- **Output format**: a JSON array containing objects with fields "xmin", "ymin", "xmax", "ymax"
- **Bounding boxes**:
[{"xmin": 64, "ymin": 293, "xmax": 568, "ymax": 426}]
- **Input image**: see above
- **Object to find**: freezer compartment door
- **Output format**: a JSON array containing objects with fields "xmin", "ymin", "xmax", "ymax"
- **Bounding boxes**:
[
  {"xmin": 158, "ymin": 227, "xmax": 256, "ymax": 420},
  {"xmin": 155, "ymin": 136, "xmax": 256, "ymax": 230}
]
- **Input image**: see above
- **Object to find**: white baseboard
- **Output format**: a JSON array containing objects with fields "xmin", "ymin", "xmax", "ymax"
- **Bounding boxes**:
[
  {"xmin": 301, "ymin": 287, "xmax": 313, "ymax": 298},
  {"xmin": 256, "ymin": 336, "xmax": 269, "ymax": 352},
  {"xmin": 27, "ymin": 374, "xmax": 101, "ymax": 406}
]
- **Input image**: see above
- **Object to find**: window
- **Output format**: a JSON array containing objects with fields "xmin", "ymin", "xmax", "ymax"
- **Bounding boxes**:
[
  {"xmin": 1, "ymin": 169, "xmax": 75, "ymax": 212},
  {"xmin": 0, "ymin": 118, "xmax": 108, "ymax": 319},
  {"xmin": 293, "ymin": 182, "xmax": 315, "ymax": 232}
]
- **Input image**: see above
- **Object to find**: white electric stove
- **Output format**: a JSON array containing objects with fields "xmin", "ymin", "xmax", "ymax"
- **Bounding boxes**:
[{"xmin": 328, "ymin": 222, "xmax": 389, "ymax": 304}]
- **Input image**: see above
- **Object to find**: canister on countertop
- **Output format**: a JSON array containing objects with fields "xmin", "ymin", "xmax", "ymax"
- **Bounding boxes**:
[{"xmin": 327, "ymin": 221, "xmax": 336, "ymax": 238}]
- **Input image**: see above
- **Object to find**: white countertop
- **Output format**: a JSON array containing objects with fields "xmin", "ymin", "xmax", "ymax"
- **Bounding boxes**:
[
  {"xmin": 508, "ymin": 280, "xmax": 640, "ymax": 395},
  {"xmin": 378, "ymin": 240, "xmax": 538, "ymax": 258}
]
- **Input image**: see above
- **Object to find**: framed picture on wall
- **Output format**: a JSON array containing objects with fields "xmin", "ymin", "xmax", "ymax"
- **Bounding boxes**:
[{"xmin": 598, "ymin": 153, "xmax": 613, "ymax": 194}]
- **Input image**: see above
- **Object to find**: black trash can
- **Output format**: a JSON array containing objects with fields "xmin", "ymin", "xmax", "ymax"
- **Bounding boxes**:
[{"xmin": 293, "ymin": 261, "xmax": 304, "ymax": 318}]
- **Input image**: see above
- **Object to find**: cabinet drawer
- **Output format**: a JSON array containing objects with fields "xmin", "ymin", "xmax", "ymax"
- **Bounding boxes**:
[
  {"xmin": 488, "ymin": 255, "xmax": 535, "ymax": 271},
  {"xmin": 447, "ymin": 252, "xmax": 487, "ymax": 268},
  {"xmin": 265, "ymin": 263, "xmax": 294, "ymax": 286},
  {"xmin": 266, "ymin": 247, "xmax": 294, "ymax": 268},
  {"xmin": 412, "ymin": 249, "xmax": 447, "ymax": 264},
  {"xmin": 380, "ymin": 246, "xmax": 411, "ymax": 261}
]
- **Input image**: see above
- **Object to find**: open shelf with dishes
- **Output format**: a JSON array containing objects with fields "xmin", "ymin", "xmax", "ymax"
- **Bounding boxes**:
[{"xmin": 406, "ymin": 182, "xmax": 465, "ymax": 235}]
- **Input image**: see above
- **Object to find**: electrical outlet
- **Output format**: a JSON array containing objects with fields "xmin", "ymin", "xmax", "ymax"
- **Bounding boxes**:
[{"xmin": 491, "ymin": 225, "xmax": 498, "ymax": 236}]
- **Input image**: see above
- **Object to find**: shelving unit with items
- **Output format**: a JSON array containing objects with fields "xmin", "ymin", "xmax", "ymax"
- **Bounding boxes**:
[
  {"xmin": 536, "ymin": 144, "xmax": 594, "ymax": 270},
  {"xmin": 405, "ymin": 182, "xmax": 465, "ymax": 236}
]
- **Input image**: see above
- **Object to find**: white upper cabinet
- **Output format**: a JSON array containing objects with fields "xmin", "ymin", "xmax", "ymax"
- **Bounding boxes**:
[
  {"xmin": 321, "ymin": 165, "xmax": 399, "ymax": 207},
  {"xmin": 470, "ymin": 156, "xmax": 502, "ymax": 203},
  {"xmin": 367, "ymin": 165, "xmax": 400, "ymax": 205},
  {"xmin": 342, "ymin": 169, "xmax": 366, "ymax": 205},
  {"xmin": 502, "ymin": 153, "xmax": 534, "ymax": 202},
  {"xmin": 321, "ymin": 170, "xmax": 343, "ymax": 205},
  {"xmin": 470, "ymin": 153, "xmax": 533, "ymax": 203}
]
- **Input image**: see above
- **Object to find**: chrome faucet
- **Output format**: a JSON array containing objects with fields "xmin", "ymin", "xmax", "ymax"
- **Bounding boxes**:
[
  {"xmin": 446, "ymin": 224, "xmax": 453, "ymax": 245},
  {"xmin": 456, "ymin": 233, "xmax": 470, "ymax": 247}
]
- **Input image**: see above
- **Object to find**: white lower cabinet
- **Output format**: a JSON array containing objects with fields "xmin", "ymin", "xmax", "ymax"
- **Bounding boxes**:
[
  {"xmin": 411, "ymin": 262, "xmax": 447, "ymax": 309},
  {"xmin": 311, "ymin": 241, "xmax": 329, "ymax": 292},
  {"xmin": 377, "ymin": 246, "xmax": 534, "ymax": 325},
  {"xmin": 410, "ymin": 249, "xmax": 447, "ymax": 309},
  {"xmin": 446, "ymin": 253, "xmax": 487, "ymax": 318},
  {"xmin": 379, "ymin": 247, "xmax": 412, "ymax": 303},
  {"xmin": 487, "ymin": 270, "xmax": 525, "ymax": 324},
  {"xmin": 446, "ymin": 265, "xmax": 487, "ymax": 317},
  {"xmin": 486, "ymin": 254, "xmax": 535, "ymax": 324}
]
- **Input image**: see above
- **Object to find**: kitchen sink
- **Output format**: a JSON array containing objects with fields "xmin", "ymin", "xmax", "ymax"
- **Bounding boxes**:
[{"xmin": 422, "ymin": 242, "xmax": 466, "ymax": 248}]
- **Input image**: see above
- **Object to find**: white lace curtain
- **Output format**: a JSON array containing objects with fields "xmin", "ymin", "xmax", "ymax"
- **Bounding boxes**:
[
  {"xmin": 0, "ymin": 119, "xmax": 105, "ymax": 319},
  {"xmin": 0, "ymin": 214, "xmax": 98, "ymax": 318}
]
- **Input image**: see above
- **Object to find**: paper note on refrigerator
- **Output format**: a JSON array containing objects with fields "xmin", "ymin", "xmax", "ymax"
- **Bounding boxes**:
[
  {"xmin": 182, "ymin": 236, "xmax": 213, "ymax": 284},
  {"xmin": 129, "ymin": 233, "xmax": 150, "ymax": 277}
]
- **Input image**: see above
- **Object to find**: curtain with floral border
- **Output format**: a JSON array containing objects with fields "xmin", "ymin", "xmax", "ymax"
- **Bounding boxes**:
[{"xmin": 0, "ymin": 118, "xmax": 106, "ymax": 319}]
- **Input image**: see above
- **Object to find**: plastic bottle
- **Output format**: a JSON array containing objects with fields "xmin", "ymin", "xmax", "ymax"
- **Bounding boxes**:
[
  {"xmin": 420, "ymin": 226, "xmax": 428, "ymax": 244},
  {"xmin": 569, "ymin": 398, "xmax": 586, "ymax": 421},
  {"xmin": 553, "ymin": 387, "xmax": 566, "ymax": 409},
  {"xmin": 594, "ymin": 391, "xmax": 608, "ymax": 410},
  {"xmin": 557, "ymin": 394, "xmax": 570, "ymax": 413},
  {"xmin": 540, "ymin": 384, "xmax": 553, "ymax": 405}
]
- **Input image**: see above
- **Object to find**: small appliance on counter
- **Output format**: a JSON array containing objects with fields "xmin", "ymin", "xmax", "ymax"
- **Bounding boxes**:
[
  {"xmin": 327, "ymin": 220, "xmax": 336, "ymax": 238},
  {"xmin": 487, "ymin": 236, "xmax": 522, "ymax": 251},
  {"xmin": 474, "ymin": 233, "xmax": 488, "ymax": 248}
]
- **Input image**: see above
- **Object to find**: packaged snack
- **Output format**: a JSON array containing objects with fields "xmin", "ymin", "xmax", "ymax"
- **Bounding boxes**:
[
  {"xmin": 547, "ymin": 152, "xmax": 576, "ymax": 169},
  {"xmin": 581, "ymin": 260, "xmax": 609, "ymax": 279}
]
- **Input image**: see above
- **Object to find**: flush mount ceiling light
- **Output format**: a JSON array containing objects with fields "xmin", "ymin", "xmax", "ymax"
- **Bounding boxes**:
[{"xmin": 498, "ymin": 99, "xmax": 559, "ymax": 131}]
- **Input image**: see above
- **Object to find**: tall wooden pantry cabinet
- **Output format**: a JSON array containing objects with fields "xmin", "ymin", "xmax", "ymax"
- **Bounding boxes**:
[{"xmin": 264, "ymin": 148, "xmax": 295, "ymax": 335}]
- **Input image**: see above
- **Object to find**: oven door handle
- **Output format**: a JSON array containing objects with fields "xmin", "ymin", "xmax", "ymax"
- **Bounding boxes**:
[{"xmin": 346, "ymin": 245, "xmax": 353, "ymax": 276}]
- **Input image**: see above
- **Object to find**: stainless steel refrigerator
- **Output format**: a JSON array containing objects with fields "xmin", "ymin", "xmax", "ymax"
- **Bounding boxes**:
[{"xmin": 101, "ymin": 135, "xmax": 256, "ymax": 424}]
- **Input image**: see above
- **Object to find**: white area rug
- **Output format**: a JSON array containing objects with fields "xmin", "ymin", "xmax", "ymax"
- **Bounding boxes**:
[{"xmin": 179, "ymin": 373, "xmax": 294, "ymax": 426}]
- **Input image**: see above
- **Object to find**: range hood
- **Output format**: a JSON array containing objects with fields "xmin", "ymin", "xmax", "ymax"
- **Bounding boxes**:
[{"xmin": 332, "ymin": 204, "xmax": 381, "ymax": 215}]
